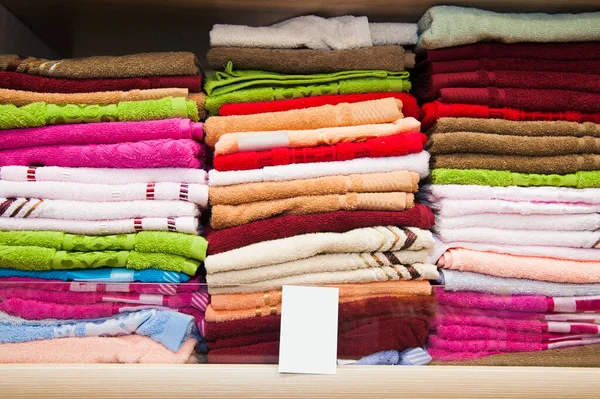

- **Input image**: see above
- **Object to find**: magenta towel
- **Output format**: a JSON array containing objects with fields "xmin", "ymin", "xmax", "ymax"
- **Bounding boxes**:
[
  {"xmin": 0, "ymin": 139, "xmax": 205, "ymax": 168},
  {"xmin": 0, "ymin": 119, "xmax": 203, "ymax": 151},
  {"xmin": 435, "ymin": 313, "xmax": 543, "ymax": 332},
  {"xmin": 435, "ymin": 288, "xmax": 548, "ymax": 313},
  {"xmin": 428, "ymin": 335, "xmax": 543, "ymax": 353}
]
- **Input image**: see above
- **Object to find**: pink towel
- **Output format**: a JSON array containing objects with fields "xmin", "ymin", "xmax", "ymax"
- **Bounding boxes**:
[
  {"xmin": 435, "ymin": 312, "xmax": 544, "ymax": 332},
  {"xmin": 0, "ymin": 119, "xmax": 203, "ymax": 151},
  {"xmin": 438, "ymin": 304, "xmax": 600, "ymax": 324},
  {"xmin": 435, "ymin": 325, "xmax": 600, "ymax": 343},
  {"xmin": 0, "ymin": 139, "xmax": 205, "ymax": 168}
]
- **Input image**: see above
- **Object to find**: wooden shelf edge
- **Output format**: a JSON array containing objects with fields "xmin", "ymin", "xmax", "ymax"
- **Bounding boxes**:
[{"xmin": 0, "ymin": 364, "xmax": 598, "ymax": 398}]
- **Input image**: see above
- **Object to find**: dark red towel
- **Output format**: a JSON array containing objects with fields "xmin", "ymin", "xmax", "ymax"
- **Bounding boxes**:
[
  {"xmin": 218, "ymin": 92, "xmax": 420, "ymax": 120},
  {"xmin": 424, "ymin": 42, "xmax": 600, "ymax": 62},
  {"xmin": 205, "ymin": 203, "xmax": 436, "ymax": 255},
  {"xmin": 421, "ymin": 101, "xmax": 600, "ymax": 130},
  {"xmin": 418, "ymin": 59, "xmax": 600, "ymax": 75},
  {"xmin": 0, "ymin": 71, "xmax": 202, "ymax": 93},
  {"xmin": 440, "ymin": 88, "xmax": 600, "ymax": 113},
  {"xmin": 213, "ymin": 133, "xmax": 427, "ymax": 171}
]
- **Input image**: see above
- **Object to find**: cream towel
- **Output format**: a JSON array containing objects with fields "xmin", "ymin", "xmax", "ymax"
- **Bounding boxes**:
[
  {"xmin": 204, "ymin": 226, "xmax": 434, "ymax": 273},
  {"xmin": 436, "ymin": 199, "xmax": 600, "ymax": 217},
  {"xmin": 435, "ymin": 213, "xmax": 600, "ymax": 231}
]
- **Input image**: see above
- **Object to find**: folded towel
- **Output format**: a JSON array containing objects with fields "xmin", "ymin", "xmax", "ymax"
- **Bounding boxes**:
[
  {"xmin": 0, "ymin": 230, "xmax": 207, "ymax": 260},
  {"xmin": 417, "ymin": 6, "xmax": 600, "ymax": 50},
  {"xmin": 0, "ymin": 198, "xmax": 198, "ymax": 220},
  {"xmin": 435, "ymin": 198, "xmax": 600, "ymax": 217},
  {"xmin": 0, "ymin": 181, "xmax": 207, "ymax": 207},
  {"xmin": 210, "ymin": 16, "xmax": 417, "ymax": 49},
  {"xmin": 436, "ymin": 213, "xmax": 600, "ymax": 231},
  {"xmin": 211, "ymin": 192, "xmax": 415, "ymax": 229},
  {"xmin": 438, "ymin": 248, "xmax": 600, "ymax": 283},
  {"xmin": 210, "ymin": 171, "xmax": 419, "ymax": 205},
  {"xmin": 208, "ymin": 46, "xmax": 413, "ymax": 73},
  {"xmin": 0, "ymin": 166, "xmax": 207, "ymax": 184},
  {"xmin": 431, "ymin": 169, "xmax": 600, "ymax": 188},
  {"xmin": 0, "ymin": 267, "xmax": 191, "ymax": 283},
  {"xmin": 205, "ymin": 226, "xmax": 433, "ymax": 273},
  {"xmin": 215, "ymin": 117, "xmax": 421, "ymax": 155},
  {"xmin": 209, "ymin": 152, "xmax": 430, "ymax": 186},
  {"xmin": 441, "ymin": 269, "xmax": 600, "ymax": 297},
  {"xmin": 0, "ymin": 71, "xmax": 202, "ymax": 93},
  {"xmin": 434, "ymin": 288, "xmax": 548, "ymax": 313},
  {"xmin": 204, "ymin": 98, "xmax": 403, "ymax": 147},
  {"xmin": 0, "ymin": 118, "xmax": 203, "ymax": 151},
  {"xmin": 210, "ymin": 281, "xmax": 432, "ymax": 311},
  {"xmin": 0, "ymin": 335, "xmax": 197, "ymax": 364},
  {"xmin": 214, "ymin": 133, "xmax": 426, "ymax": 171},
  {"xmin": 432, "ymin": 154, "xmax": 600, "ymax": 174},
  {"xmin": 0, "ymin": 97, "xmax": 199, "ymax": 130},
  {"xmin": 418, "ymin": 58, "xmax": 600, "ymax": 75},
  {"xmin": 206, "ymin": 204, "xmax": 435, "ymax": 255},
  {"xmin": 218, "ymin": 92, "xmax": 420, "ymax": 120}
]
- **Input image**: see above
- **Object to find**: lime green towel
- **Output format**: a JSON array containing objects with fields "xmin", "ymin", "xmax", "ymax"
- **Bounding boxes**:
[
  {"xmin": 431, "ymin": 168, "xmax": 600, "ymax": 188},
  {"xmin": 0, "ymin": 97, "xmax": 199, "ymax": 130},
  {"xmin": 0, "ymin": 245, "xmax": 199, "ymax": 275},
  {"xmin": 0, "ymin": 231, "xmax": 207, "ymax": 261}
]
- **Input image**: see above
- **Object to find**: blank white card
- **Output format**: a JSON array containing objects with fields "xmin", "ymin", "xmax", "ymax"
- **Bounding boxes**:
[{"xmin": 278, "ymin": 285, "xmax": 339, "ymax": 374}]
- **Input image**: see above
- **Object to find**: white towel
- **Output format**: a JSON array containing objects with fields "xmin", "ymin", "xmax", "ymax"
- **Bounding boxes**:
[
  {"xmin": 436, "ymin": 199, "xmax": 600, "ymax": 217},
  {"xmin": 0, "ymin": 166, "xmax": 207, "ymax": 184},
  {"xmin": 208, "ymin": 152, "xmax": 430, "ymax": 186},
  {"xmin": 204, "ymin": 226, "xmax": 434, "ymax": 274},
  {"xmin": 0, "ymin": 217, "xmax": 199, "ymax": 235},
  {"xmin": 436, "ymin": 227, "xmax": 600, "ymax": 249},
  {"xmin": 0, "ymin": 198, "xmax": 198, "ymax": 221},
  {"xmin": 427, "ymin": 184, "xmax": 600, "ymax": 204},
  {"xmin": 369, "ymin": 23, "xmax": 418, "ymax": 46},
  {"xmin": 0, "ymin": 181, "xmax": 208, "ymax": 208},
  {"xmin": 435, "ymin": 213, "xmax": 600, "ymax": 231}
]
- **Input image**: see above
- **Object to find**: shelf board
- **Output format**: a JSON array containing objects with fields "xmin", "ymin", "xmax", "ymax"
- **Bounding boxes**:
[{"xmin": 0, "ymin": 365, "xmax": 599, "ymax": 398}]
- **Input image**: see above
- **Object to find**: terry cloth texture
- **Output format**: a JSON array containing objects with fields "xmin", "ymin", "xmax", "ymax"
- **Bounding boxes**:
[
  {"xmin": 417, "ymin": 6, "xmax": 600, "ymax": 50},
  {"xmin": 207, "ymin": 46, "xmax": 414, "ymax": 73},
  {"xmin": 417, "ymin": 58, "xmax": 600, "ymax": 75},
  {"xmin": 204, "ymin": 98, "xmax": 402, "ymax": 147},
  {"xmin": 0, "ymin": 52, "xmax": 201, "ymax": 78}
]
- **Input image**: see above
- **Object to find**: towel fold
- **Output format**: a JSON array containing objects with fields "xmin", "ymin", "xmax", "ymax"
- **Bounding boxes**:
[
  {"xmin": 218, "ymin": 92, "xmax": 420, "ymax": 120},
  {"xmin": 435, "ymin": 198, "xmax": 600, "ymax": 217},
  {"xmin": 214, "ymin": 133, "xmax": 426, "ymax": 171},
  {"xmin": 204, "ymin": 98, "xmax": 403, "ymax": 147},
  {"xmin": 0, "ymin": 198, "xmax": 198, "ymax": 220},
  {"xmin": 434, "ymin": 288, "xmax": 547, "ymax": 313},
  {"xmin": 0, "ymin": 267, "xmax": 191, "ymax": 283},
  {"xmin": 206, "ymin": 204, "xmax": 435, "ymax": 255},
  {"xmin": 210, "ymin": 171, "xmax": 419, "ymax": 205},
  {"xmin": 417, "ymin": 6, "xmax": 600, "ymax": 50},
  {"xmin": 208, "ymin": 46, "xmax": 413, "ymax": 73},
  {"xmin": 215, "ymin": 117, "xmax": 421, "ymax": 155},
  {"xmin": 431, "ymin": 169, "xmax": 600, "ymax": 188},
  {"xmin": 205, "ymin": 226, "xmax": 433, "ymax": 274},
  {"xmin": 0, "ymin": 97, "xmax": 199, "ymax": 130},
  {"xmin": 211, "ymin": 192, "xmax": 415, "ymax": 229},
  {"xmin": 418, "ymin": 58, "xmax": 600, "ymax": 75},
  {"xmin": 209, "ymin": 152, "xmax": 430, "ymax": 186},
  {"xmin": 0, "ymin": 166, "xmax": 207, "ymax": 184},
  {"xmin": 435, "ymin": 213, "xmax": 600, "ymax": 231}
]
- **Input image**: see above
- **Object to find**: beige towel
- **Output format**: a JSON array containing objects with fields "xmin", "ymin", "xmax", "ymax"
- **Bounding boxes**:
[
  {"xmin": 209, "ymin": 171, "xmax": 420, "ymax": 206},
  {"xmin": 190, "ymin": 93, "xmax": 207, "ymax": 120},
  {"xmin": 204, "ymin": 98, "xmax": 404, "ymax": 147},
  {"xmin": 210, "ymin": 192, "xmax": 415, "ymax": 229}
]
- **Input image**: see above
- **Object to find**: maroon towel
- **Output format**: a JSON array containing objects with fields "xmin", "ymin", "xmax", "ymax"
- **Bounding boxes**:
[
  {"xmin": 439, "ymin": 88, "xmax": 600, "ymax": 113},
  {"xmin": 418, "ymin": 59, "xmax": 600, "ymax": 75},
  {"xmin": 205, "ymin": 204, "xmax": 436, "ymax": 255}
]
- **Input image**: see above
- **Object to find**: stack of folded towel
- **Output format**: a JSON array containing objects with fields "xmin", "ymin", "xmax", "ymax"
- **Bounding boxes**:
[
  {"xmin": 203, "ymin": 18, "xmax": 440, "ymax": 364},
  {"xmin": 0, "ymin": 52, "xmax": 211, "ymax": 364},
  {"xmin": 413, "ymin": 6, "xmax": 600, "ymax": 365}
]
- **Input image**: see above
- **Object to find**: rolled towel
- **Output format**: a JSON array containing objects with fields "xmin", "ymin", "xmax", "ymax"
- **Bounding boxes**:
[{"xmin": 431, "ymin": 169, "xmax": 600, "ymax": 188}]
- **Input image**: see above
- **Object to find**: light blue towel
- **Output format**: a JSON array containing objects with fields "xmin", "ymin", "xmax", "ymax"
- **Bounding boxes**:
[
  {"xmin": 0, "ymin": 267, "xmax": 190, "ymax": 283},
  {"xmin": 338, "ymin": 348, "xmax": 432, "ymax": 366}
]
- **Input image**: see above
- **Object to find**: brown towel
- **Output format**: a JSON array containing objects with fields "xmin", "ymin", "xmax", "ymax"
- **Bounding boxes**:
[
  {"xmin": 428, "ymin": 132, "xmax": 600, "ymax": 156},
  {"xmin": 211, "ymin": 192, "xmax": 415, "ymax": 229},
  {"xmin": 190, "ymin": 93, "xmax": 207, "ymax": 120},
  {"xmin": 0, "ymin": 52, "xmax": 201, "ymax": 79},
  {"xmin": 429, "ymin": 117, "xmax": 600, "ymax": 137},
  {"xmin": 430, "ymin": 344, "xmax": 600, "ymax": 367},
  {"xmin": 207, "ymin": 46, "xmax": 414, "ymax": 74},
  {"xmin": 209, "ymin": 171, "xmax": 420, "ymax": 206},
  {"xmin": 204, "ymin": 98, "xmax": 404, "ymax": 147},
  {"xmin": 433, "ymin": 153, "xmax": 600, "ymax": 174}
]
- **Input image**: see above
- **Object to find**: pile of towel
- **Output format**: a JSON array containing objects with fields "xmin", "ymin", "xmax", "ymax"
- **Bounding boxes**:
[
  {"xmin": 414, "ymin": 6, "xmax": 600, "ymax": 365},
  {"xmin": 202, "ymin": 17, "xmax": 439, "ymax": 365},
  {"xmin": 0, "ymin": 52, "xmax": 211, "ymax": 364}
]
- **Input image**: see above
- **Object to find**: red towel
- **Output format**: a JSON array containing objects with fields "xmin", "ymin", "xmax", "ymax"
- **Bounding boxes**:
[
  {"xmin": 421, "ymin": 101, "xmax": 600, "ymax": 130},
  {"xmin": 0, "ymin": 71, "xmax": 202, "ymax": 93},
  {"xmin": 218, "ymin": 92, "xmax": 420, "ymax": 120},
  {"xmin": 213, "ymin": 133, "xmax": 427, "ymax": 171},
  {"xmin": 418, "ymin": 59, "xmax": 600, "ymax": 75},
  {"xmin": 205, "ymin": 203, "xmax": 436, "ymax": 255}
]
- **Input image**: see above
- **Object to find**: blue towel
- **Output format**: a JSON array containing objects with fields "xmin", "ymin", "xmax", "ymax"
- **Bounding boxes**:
[
  {"xmin": 339, "ymin": 348, "xmax": 432, "ymax": 366},
  {"xmin": 0, "ymin": 267, "xmax": 190, "ymax": 283}
]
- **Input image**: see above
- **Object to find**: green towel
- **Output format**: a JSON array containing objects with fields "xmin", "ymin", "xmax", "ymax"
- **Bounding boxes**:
[
  {"xmin": 0, "ymin": 231, "xmax": 207, "ymax": 261},
  {"xmin": 0, "ymin": 245, "xmax": 199, "ymax": 275},
  {"xmin": 431, "ymin": 168, "xmax": 600, "ymax": 188},
  {"xmin": 0, "ymin": 97, "xmax": 199, "ymax": 130}
]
